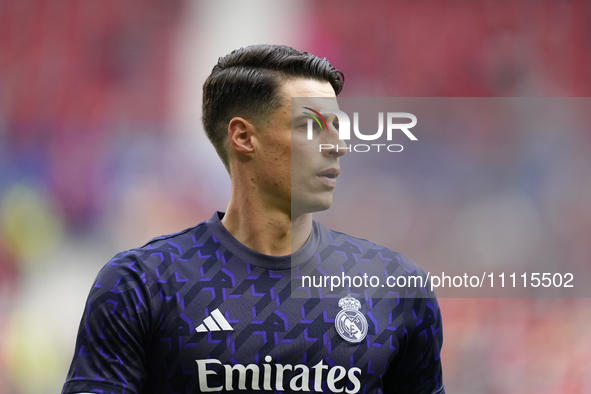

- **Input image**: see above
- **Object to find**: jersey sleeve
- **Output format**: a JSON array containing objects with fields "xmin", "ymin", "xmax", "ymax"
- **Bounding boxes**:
[
  {"xmin": 383, "ymin": 267, "xmax": 445, "ymax": 394},
  {"xmin": 62, "ymin": 251, "xmax": 152, "ymax": 394}
]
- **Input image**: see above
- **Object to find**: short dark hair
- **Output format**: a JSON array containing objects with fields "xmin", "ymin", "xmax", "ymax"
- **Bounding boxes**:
[{"xmin": 202, "ymin": 44, "xmax": 344, "ymax": 172}]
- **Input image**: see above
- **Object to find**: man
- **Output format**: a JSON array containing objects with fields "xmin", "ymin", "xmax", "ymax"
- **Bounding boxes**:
[{"xmin": 62, "ymin": 44, "xmax": 444, "ymax": 394}]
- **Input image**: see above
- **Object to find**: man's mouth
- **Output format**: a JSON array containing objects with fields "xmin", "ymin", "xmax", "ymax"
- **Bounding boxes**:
[{"xmin": 317, "ymin": 168, "xmax": 340, "ymax": 179}]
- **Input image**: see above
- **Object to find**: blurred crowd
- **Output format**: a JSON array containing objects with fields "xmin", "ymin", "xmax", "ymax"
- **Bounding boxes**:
[{"xmin": 1, "ymin": 1, "xmax": 591, "ymax": 393}]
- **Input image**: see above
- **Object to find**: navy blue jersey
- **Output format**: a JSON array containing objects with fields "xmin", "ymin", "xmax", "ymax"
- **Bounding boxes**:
[{"xmin": 62, "ymin": 212, "xmax": 444, "ymax": 394}]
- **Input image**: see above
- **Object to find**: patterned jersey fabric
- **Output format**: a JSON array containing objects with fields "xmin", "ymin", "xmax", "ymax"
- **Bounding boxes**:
[{"xmin": 62, "ymin": 212, "xmax": 444, "ymax": 394}]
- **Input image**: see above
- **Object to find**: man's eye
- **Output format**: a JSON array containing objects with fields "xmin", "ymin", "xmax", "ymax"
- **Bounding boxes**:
[{"xmin": 297, "ymin": 123, "xmax": 318, "ymax": 128}]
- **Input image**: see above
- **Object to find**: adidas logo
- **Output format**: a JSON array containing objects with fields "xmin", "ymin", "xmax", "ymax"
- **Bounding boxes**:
[{"xmin": 196, "ymin": 308, "xmax": 233, "ymax": 332}]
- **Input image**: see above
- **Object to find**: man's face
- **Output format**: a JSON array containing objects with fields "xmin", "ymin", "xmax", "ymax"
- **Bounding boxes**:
[{"xmin": 254, "ymin": 78, "xmax": 346, "ymax": 217}]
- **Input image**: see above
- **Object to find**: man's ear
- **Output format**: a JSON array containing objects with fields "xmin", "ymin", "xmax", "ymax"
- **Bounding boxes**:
[{"xmin": 228, "ymin": 117, "xmax": 256, "ymax": 156}]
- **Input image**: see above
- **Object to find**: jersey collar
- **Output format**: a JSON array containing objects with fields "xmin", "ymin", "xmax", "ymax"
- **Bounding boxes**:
[{"xmin": 206, "ymin": 211, "xmax": 321, "ymax": 270}]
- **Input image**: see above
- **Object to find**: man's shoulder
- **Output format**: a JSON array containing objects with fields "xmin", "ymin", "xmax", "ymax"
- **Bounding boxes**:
[
  {"xmin": 316, "ymin": 221, "xmax": 396, "ymax": 251},
  {"xmin": 138, "ymin": 221, "xmax": 207, "ymax": 251},
  {"xmin": 316, "ymin": 222, "xmax": 428, "ymax": 276},
  {"xmin": 104, "ymin": 218, "xmax": 213, "ymax": 272}
]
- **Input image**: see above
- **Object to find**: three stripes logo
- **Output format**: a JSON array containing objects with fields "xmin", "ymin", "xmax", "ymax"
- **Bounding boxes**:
[{"xmin": 195, "ymin": 308, "xmax": 233, "ymax": 332}]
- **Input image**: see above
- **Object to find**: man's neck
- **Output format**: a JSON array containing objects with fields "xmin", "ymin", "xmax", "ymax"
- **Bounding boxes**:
[{"xmin": 221, "ymin": 196, "xmax": 312, "ymax": 257}]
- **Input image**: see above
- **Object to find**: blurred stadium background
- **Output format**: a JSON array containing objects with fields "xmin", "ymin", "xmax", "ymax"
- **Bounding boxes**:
[{"xmin": 1, "ymin": 0, "xmax": 591, "ymax": 393}]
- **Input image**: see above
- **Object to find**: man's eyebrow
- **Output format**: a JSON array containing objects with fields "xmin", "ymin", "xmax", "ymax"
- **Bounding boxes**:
[{"xmin": 291, "ymin": 115, "xmax": 310, "ymax": 123}]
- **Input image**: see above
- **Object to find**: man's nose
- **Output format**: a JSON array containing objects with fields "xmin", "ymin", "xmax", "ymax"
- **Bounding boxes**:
[{"xmin": 322, "ymin": 123, "xmax": 348, "ymax": 158}]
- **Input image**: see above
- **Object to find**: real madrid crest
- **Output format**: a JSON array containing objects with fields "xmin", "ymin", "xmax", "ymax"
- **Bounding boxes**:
[{"xmin": 335, "ymin": 295, "xmax": 368, "ymax": 343}]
